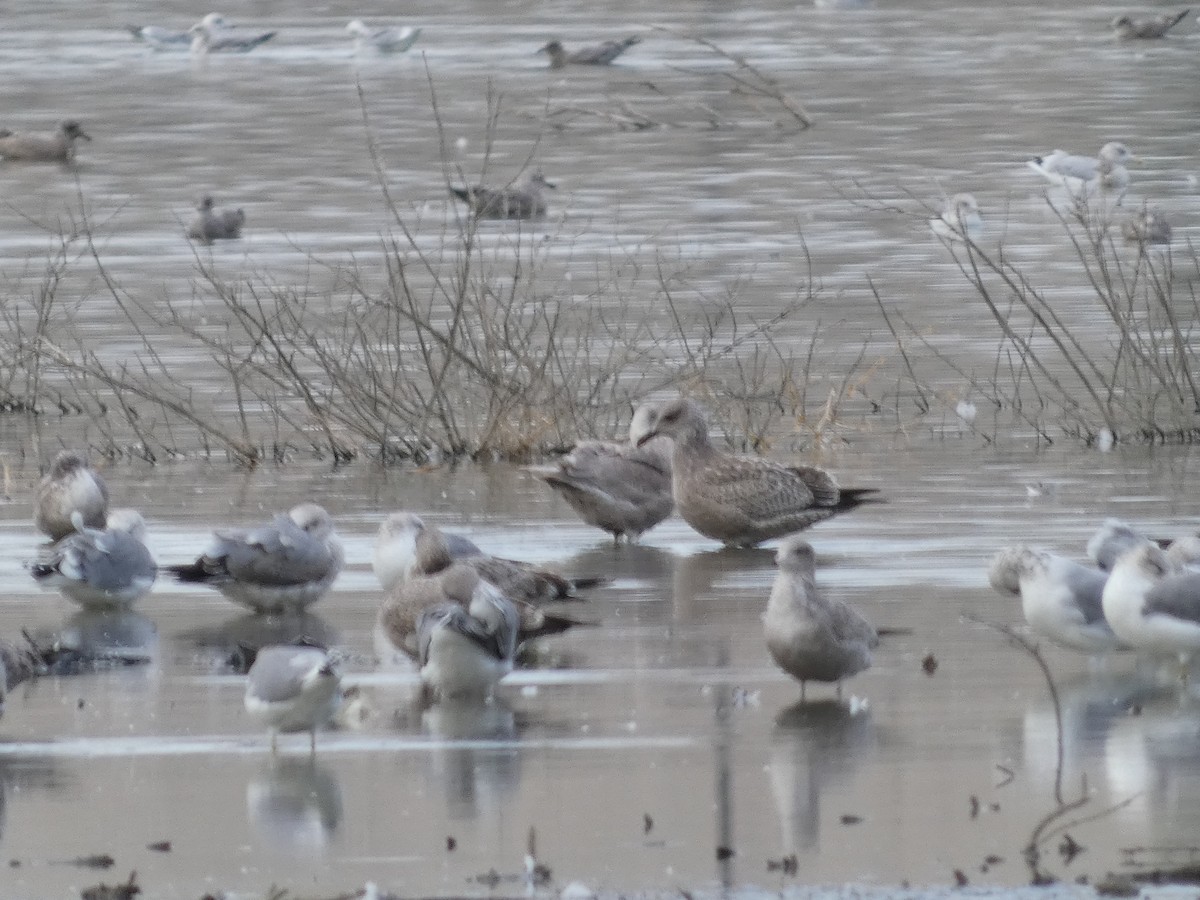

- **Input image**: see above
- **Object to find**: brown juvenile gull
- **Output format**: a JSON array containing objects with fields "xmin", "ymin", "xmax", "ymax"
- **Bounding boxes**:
[
  {"xmin": 415, "ymin": 577, "xmax": 520, "ymax": 701},
  {"xmin": 988, "ymin": 546, "xmax": 1124, "ymax": 653},
  {"xmin": 373, "ymin": 511, "xmax": 600, "ymax": 603},
  {"xmin": 244, "ymin": 644, "xmax": 342, "ymax": 753},
  {"xmin": 186, "ymin": 195, "xmax": 246, "ymax": 244},
  {"xmin": 449, "ymin": 172, "xmax": 555, "ymax": 220},
  {"xmin": 30, "ymin": 509, "xmax": 157, "ymax": 610},
  {"xmin": 537, "ymin": 36, "xmax": 641, "ymax": 68},
  {"xmin": 523, "ymin": 409, "xmax": 674, "ymax": 544},
  {"xmin": 378, "ymin": 562, "xmax": 574, "ymax": 662},
  {"xmin": 629, "ymin": 396, "xmax": 880, "ymax": 547},
  {"xmin": 763, "ymin": 536, "xmax": 877, "ymax": 700},
  {"xmin": 1111, "ymin": 10, "xmax": 1190, "ymax": 39},
  {"xmin": 0, "ymin": 120, "xmax": 90, "ymax": 163},
  {"xmin": 34, "ymin": 450, "xmax": 109, "ymax": 541},
  {"xmin": 167, "ymin": 503, "xmax": 344, "ymax": 614}
]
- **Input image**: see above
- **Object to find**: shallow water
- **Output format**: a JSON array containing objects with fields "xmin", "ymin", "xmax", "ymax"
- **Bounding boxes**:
[{"xmin": 1, "ymin": 0, "xmax": 1199, "ymax": 896}]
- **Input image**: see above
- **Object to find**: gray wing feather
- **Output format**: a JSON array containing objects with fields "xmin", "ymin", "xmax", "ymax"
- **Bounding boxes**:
[{"xmin": 1143, "ymin": 575, "xmax": 1200, "ymax": 626}]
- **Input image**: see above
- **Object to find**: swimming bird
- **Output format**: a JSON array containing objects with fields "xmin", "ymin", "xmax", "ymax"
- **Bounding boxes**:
[
  {"xmin": 988, "ymin": 546, "xmax": 1124, "ymax": 653},
  {"xmin": 186, "ymin": 195, "xmax": 245, "ymax": 244},
  {"xmin": 416, "ymin": 576, "xmax": 520, "ymax": 701},
  {"xmin": 374, "ymin": 512, "xmax": 594, "ymax": 603},
  {"xmin": 929, "ymin": 193, "xmax": 983, "ymax": 242},
  {"xmin": 345, "ymin": 19, "xmax": 422, "ymax": 54},
  {"xmin": 1122, "ymin": 207, "xmax": 1172, "ymax": 245},
  {"xmin": 30, "ymin": 509, "xmax": 157, "ymax": 610},
  {"xmin": 0, "ymin": 120, "xmax": 90, "ymax": 163},
  {"xmin": 449, "ymin": 172, "xmax": 555, "ymax": 220},
  {"xmin": 34, "ymin": 450, "xmax": 109, "ymax": 541},
  {"xmin": 1111, "ymin": 10, "xmax": 1190, "ymax": 39},
  {"xmin": 189, "ymin": 15, "xmax": 276, "ymax": 54},
  {"xmin": 628, "ymin": 396, "xmax": 880, "ymax": 547},
  {"xmin": 523, "ymin": 411, "xmax": 674, "ymax": 543},
  {"xmin": 763, "ymin": 536, "xmax": 877, "ymax": 700},
  {"xmin": 126, "ymin": 24, "xmax": 196, "ymax": 49},
  {"xmin": 1102, "ymin": 543, "xmax": 1200, "ymax": 680},
  {"xmin": 1026, "ymin": 142, "xmax": 1135, "ymax": 196},
  {"xmin": 244, "ymin": 644, "xmax": 342, "ymax": 753},
  {"xmin": 167, "ymin": 503, "xmax": 344, "ymax": 614},
  {"xmin": 537, "ymin": 36, "xmax": 641, "ymax": 68}
]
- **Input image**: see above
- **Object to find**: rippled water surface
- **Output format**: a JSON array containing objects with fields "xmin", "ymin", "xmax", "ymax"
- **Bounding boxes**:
[{"xmin": 0, "ymin": 0, "xmax": 1198, "ymax": 896}]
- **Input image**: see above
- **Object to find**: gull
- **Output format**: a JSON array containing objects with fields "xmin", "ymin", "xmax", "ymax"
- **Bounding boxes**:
[
  {"xmin": 523, "ymin": 410, "xmax": 674, "ymax": 543},
  {"xmin": 189, "ymin": 15, "xmax": 276, "ymax": 54},
  {"xmin": 244, "ymin": 644, "xmax": 342, "ymax": 753},
  {"xmin": 30, "ymin": 509, "xmax": 157, "ymax": 610},
  {"xmin": 988, "ymin": 546, "xmax": 1124, "ymax": 653},
  {"xmin": 186, "ymin": 195, "xmax": 246, "ymax": 244},
  {"xmin": 929, "ymin": 193, "xmax": 983, "ymax": 242},
  {"xmin": 1102, "ymin": 544, "xmax": 1200, "ymax": 680},
  {"xmin": 763, "ymin": 536, "xmax": 877, "ymax": 700},
  {"xmin": 536, "ymin": 36, "xmax": 641, "ymax": 68},
  {"xmin": 34, "ymin": 450, "xmax": 109, "ymax": 541},
  {"xmin": 1122, "ymin": 207, "xmax": 1172, "ymax": 245},
  {"xmin": 374, "ymin": 512, "xmax": 597, "ymax": 603},
  {"xmin": 167, "ymin": 503, "xmax": 344, "ymax": 614},
  {"xmin": 1087, "ymin": 518, "xmax": 1200, "ymax": 571},
  {"xmin": 628, "ymin": 396, "xmax": 881, "ymax": 547},
  {"xmin": 1026, "ymin": 142, "xmax": 1135, "ymax": 196},
  {"xmin": 0, "ymin": 120, "xmax": 90, "ymax": 163},
  {"xmin": 345, "ymin": 19, "xmax": 422, "ymax": 54},
  {"xmin": 1111, "ymin": 10, "xmax": 1190, "ymax": 39},
  {"xmin": 126, "ymin": 24, "xmax": 195, "ymax": 50},
  {"xmin": 450, "ymin": 172, "xmax": 555, "ymax": 220},
  {"xmin": 416, "ymin": 577, "xmax": 520, "ymax": 701}
]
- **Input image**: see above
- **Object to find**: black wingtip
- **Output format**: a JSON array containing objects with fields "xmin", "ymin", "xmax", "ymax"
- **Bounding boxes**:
[
  {"xmin": 449, "ymin": 186, "xmax": 472, "ymax": 204},
  {"xmin": 836, "ymin": 487, "xmax": 885, "ymax": 512},
  {"xmin": 166, "ymin": 561, "xmax": 212, "ymax": 583}
]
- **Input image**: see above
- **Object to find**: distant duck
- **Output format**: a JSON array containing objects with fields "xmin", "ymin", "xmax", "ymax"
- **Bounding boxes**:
[
  {"xmin": 187, "ymin": 195, "xmax": 246, "ymax": 244},
  {"xmin": 345, "ymin": 19, "xmax": 422, "ymax": 54},
  {"xmin": 929, "ymin": 193, "xmax": 983, "ymax": 242},
  {"xmin": 537, "ymin": 36, "xmax": 641, "ymax": 68},
  {"xmin": 34, "ymin": 450, "xmax": 108, "ymax": 541},
  {"xmin": 450, "ymin": 171, "xmax": 555, "ymax": 220},
  {"xmin": 1121, "ymin": 206, "xmax": 1172, "ymax": 245},
  {"xmin": 126, "ymin": 23, "xmax": 197, "ymax": 50},
  {"xmin": 189, "ymin": 14, "xmax": 276, "ymax": 54},
  {"xmin": 1026, "ymin": 142, "xmax": 1135, "ymax": 196},
  {"xmin": 1111, "ymin": 9, "xmax": 1190, "ymax": 39},
  {"xmin": 0, "ymin": 120, "xmax": 90, "ymax": 163}
]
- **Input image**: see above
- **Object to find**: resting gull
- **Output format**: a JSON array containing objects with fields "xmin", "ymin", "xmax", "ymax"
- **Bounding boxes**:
[
  {"xmin": 186, "ymin": 195, "xmax": 246, "ymax": 244},
  {"xmin": 127, "ymin": 24, "xmax": 195, "ymax": 49},
  {"xmin": 629, "ymin": 396, "xmax": 880, "ymax": 547},
  {"xmin": 450, "ymin": 172, "xmax": 555, "ymax": 220},
  {"xmin": 0, "ymin": 120, "xmax": 90, "ymax": 163},
  {"xmin": 1122, "ymin": 207, "xmax": 1172, "ymax": 245},
  {"xmin": 1102, "ymin": 543, "xmax": 1200, "ymax": 679},
  {"xmin": 524, "ymin": 411, "xmax": 674, "ymax": 543},
  {"xmin": 537, "ymin": 36, "xmax": 641, "ymax": 68},
  {"xmin": 34, "ymin": 450, "xmax": 109, "ymax": 541},
  {"xmin": 763, "ymin": 536, "xmax": 877, "ymax": 700},
  {"xmin": 244, "ymin": 644, "xmax": 342, "ymax": 753},
  {"xmin": 415, "ymin": 575, "xmax": 520, "ymax": 701},
  {"xmin": 1111, "ymin": 10, "xmax": 1190, "ymax": 39},
  {"xmin": 1026, "ymin": 142, "xmax": 1135, "ymax": 196},
  {"xmin": 167, "ymin": 503, "xmax": 344, "ymax": 614},
  {"xmin": 929, "ymin": 193, "xmax": 983, "ymax": 242},
  {"xmin": 189, "ymin": 15, "xmax": 276, "ymax": 54},
  {"xmin": 345, "ymin": 19, "xmax": 422, "ymax": 54},
  {"xmin": 988, "ymin": 546, "xmax": 1123, "ymax": 653},
  {"xmin": 30, "ymin": 509, "xmax": 157, "ymax": 610},
  {"xmin": 374, "ymin": 512, "xmax": 597, "ymax": 603}
]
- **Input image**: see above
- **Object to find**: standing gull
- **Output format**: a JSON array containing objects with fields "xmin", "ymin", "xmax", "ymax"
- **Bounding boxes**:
[
  {"xmin": 1026, "ymin": 142, "xmax": 1135, "ymax": 196},
  {"xmin": 0, "ymin": 120, "xmax": 90, "ymax": 163},
  {"xmin": 34, "ymin": 450, "xmax": 109, "ymax": 541},
  {"xmin": 345, "ymin": 19, "xmax": 422, "ymax": 54},
  {"xmin": 415, "ymin": 575, "xmax": 520, "ymax": 701},
  {"xmin": 30, "ymin": 509, "xmax": 157, "ymax": 610},
  {"xmin": 1111, "ymin": 10, "xmax": 1190, "ymax": 39},
  {"xmin": 186, "ymin": 195, "xmax": 245, "ymax": 244},
  {"xmin": 450, "ymin": 172, "xmax": 555, "ymax": 220},
  {"xmin": 537, "ymin": 36, "xmax": 641, "ymax": 68},
  {"xmin": 167, "ymin": 503, "xmax": 344, "ymax": 614},
  {"xmin": 929, "ymin": 193, "xmax": 983, "ymax": 242},
  {"xmin": 244, "ymin": 644, "xmax": 342, "ymax": 753},
  {"xmin": 523, "ymin": 410, "xmax": 674, "ymax": 543},
  {"xmin": 763, "ymin": 536, "xmax": 877, "ymax": 700},
  {"xmin": 629, "ymin": 396, "xmax": 880, "ymax": 547},
  {"xmin": 988, "ymin": 546, "xmax": 1123, "ymax": 653}
]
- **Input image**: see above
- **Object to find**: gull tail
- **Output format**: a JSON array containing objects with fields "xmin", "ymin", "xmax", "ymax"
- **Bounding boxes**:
[{"xmin": 834, "ymin": 487, "xmax": 884, "ymax": 513}]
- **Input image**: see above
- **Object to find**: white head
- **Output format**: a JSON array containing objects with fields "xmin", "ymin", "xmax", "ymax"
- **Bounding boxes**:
[
  {"xmin": 1098, "ymin": 142, "xmax": 1134, "ymax": 167},
  {"xmin": 373, "ymin": 512, "xmax": 425, "ymax": 588},
  {"xmin": 106, "ymin": 508, "xmax": 148, "ymax": 541},
  {"xmin": 346, "ymin": 19, "xmax": 369, "ymax": 36},
  {"xmin": 289, "ymin": 503, "xmax": 335, "ymax": 538},
  {"xmin": 775, "ymin": 535, "xmax": 817, "ymax": 576}
]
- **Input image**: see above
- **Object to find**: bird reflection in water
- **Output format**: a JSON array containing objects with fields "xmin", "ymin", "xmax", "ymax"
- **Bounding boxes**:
[
  {"xmin": 768, "ymin": 699, "xmax": 877, "ymax": 854},
  {"xmin": 55, "ymin": 609, "xmax": 159, "ymax": 666},
  {"xmin": 178, "ymin": 611, "xmax": 337, "ymax": 672},
  {"xmin": 247, "ymin": 757, "xmax": 342, "ymax": 855},
  {"xmin": 422, "ymin": 699, "xmax": 520, "ymax": 821}
]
